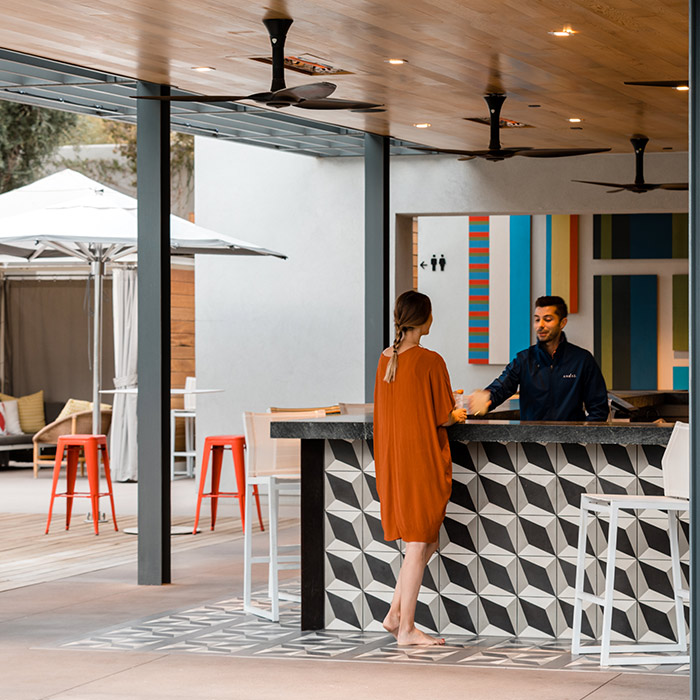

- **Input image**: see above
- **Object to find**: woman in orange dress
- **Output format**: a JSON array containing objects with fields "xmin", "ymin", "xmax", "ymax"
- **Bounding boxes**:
[{"xmin": 374, "ymin": 291, "xmax": 467, "ymax": 646}]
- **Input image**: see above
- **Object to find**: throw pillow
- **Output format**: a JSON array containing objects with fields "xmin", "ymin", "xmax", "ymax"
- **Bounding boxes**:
[
  {"xmin": 0, "ymin": 390, "xmax": 45, "ymax": 434},
  {"xmin": 0, "ymin": 400, "xmax": 22, "ymax": 435},
  {"xmin": 57, "ymin": 398, "xmax": 113, "ymax": 422}
]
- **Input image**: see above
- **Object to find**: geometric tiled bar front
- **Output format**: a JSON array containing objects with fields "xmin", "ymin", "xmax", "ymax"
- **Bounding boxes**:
[{"xmin": 273, "ymin": 417, "xmax": 685, "ymax": 640}]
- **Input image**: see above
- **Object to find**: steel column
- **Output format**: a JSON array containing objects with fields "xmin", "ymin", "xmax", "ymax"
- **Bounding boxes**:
[
  {"xmin": 364, "ymin": 133, "xmax": 390, "ymax": 401},
  {"xmin": 690, "ymin": 0, "xmax": 698, "ymax": 691},
  {"xmin": 136, "ymin": 81, "xmax": 171, "ymax": 584}
]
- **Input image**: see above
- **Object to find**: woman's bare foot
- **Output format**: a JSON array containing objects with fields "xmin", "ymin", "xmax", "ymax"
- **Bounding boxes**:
[
  {"xmin": 396, "ymin": 627, "xmax": 445, "ymax": 646},
  {"xmin": 382, "ymin": 611, "xmax": 400, "ymax": 637}
]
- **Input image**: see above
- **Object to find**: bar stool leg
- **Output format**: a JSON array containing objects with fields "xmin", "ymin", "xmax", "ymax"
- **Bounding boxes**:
[
  {"xmin": 192, "ymin": 439, "xmax": 212, "ymax": 533},
  {"xmin": 209, "ymin": 445, "xmax": 224, "ymax": 530},
  {"xmin": 571, "ymin": 497, "xmax": 591, "ymax": 655},
  {"xmin": 600, "ymin": 504, "xmax": 619, "ymax": 667},
  {"xmin": 100, "ymin": 442, "xmax": 119, "ymax": 532},
  {"xmin": 668, "ymin": 510, "xmax": 688, "ymax": 651},
  {"xmin": 64, "ymin": 445, "xmax": 80, "ymax": 531},
  {"xmin": 45, "ymin": 440, "xmax": 66, "ymax": 534},
  {"xmin": 243, "ymin": 479, "xmax": 255, "ymax": 610},
  {"xmin": 232, "ymin": 438, "xmax": 247, "ymax": 529},
  {"xmin": 84, "ymin": 438, "xmax": 101, "ymax": 535},
  {"xmin": 269, "ymin": 478, "xmax": 280, "ymax": 622},
  {"xmin": 170, "ymin": 409, "xmax": 177, "ymax": 480}
]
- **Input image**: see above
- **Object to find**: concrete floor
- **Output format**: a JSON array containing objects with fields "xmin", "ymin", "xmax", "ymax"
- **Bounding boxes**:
[{"xmin": 0, "ymin": 466, "xmax": 691, "ymax": 700}]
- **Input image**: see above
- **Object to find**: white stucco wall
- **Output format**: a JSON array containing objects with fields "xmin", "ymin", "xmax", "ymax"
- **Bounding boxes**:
[
  {"xmin": 194, "ymin": 138, "xmax": 365, "ymax": 446},
  {"xmin": 194, "ymin": 137, "xmax": 688, "ymax": 463}
]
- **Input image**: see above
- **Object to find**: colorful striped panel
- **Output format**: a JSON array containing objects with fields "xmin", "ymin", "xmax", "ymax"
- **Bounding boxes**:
[
  {"xmin": 593, "ymin": 275, "xmax": 658, "ymax": 390},
  {"xmin": 545, "ymin": 215, "xmax": 579, "ymax": 313},
  {"xmin": 673, "ymin": 366, "xmax": 689, "ymax": 391},
  {"xmin": 672, "ymin": 274, "xmax": 689, "ymax": 352},
  {"xmin": 468, "ymin": 215, "xmax": 531, "ymax": 365},
  {"xmin": 469, "ymin": 216, "xmax": 489, "ymax": 364},
  {"xmin": 593, "ymin": 213, "xmax": 688, "ymax": 259}
]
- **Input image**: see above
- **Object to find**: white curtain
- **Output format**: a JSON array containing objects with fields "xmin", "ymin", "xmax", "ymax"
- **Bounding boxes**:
[{"xmin": 110, "ymin": 268, "xmax": 138, "ymax": 481}]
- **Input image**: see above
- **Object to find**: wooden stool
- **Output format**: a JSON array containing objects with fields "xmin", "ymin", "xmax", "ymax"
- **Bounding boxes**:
[
  {"xmin": 45, "ymin": 434, "xmax": 118, "ymax": 535},
  {"xmin": 193, "ymin": 435, "xmax": 264, "ymax": 533}
]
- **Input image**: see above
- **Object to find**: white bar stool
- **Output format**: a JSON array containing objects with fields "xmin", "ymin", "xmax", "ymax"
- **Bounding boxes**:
[
  {"xmin": 242, "ymin": 409, "xmax": 325, "ymax": 621},
  {"xmin": 571, "ymin": 421, "xmax": 690, "ymax": 666},
  {"xmin": 171, "ymin": 376, "xmax": 197, "ymax": 478}
]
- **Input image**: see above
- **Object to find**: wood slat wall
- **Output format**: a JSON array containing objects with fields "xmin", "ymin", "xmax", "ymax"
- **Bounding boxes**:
[{"xmin": 171, "ymin": 267, "xmax": 195, "ymax": 451}]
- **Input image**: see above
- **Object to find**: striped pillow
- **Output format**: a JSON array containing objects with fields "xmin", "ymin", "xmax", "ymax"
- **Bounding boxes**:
[{"xmin": 0, "ymin": 390, "xmax": 45, "ymax": 434}]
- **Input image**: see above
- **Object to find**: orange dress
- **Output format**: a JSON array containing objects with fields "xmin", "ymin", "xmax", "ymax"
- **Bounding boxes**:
[{"xmin": 373, "ymin": 347, "xmax": 455, "ymax": 543}]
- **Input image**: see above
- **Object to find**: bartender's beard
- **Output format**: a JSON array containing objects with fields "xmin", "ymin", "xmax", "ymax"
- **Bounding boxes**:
[{"xmin": 537, "ymin": 327, "xmax": 562, "ymax": 345}]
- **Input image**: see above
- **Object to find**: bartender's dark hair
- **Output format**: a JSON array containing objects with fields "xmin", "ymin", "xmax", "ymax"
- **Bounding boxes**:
[
  {"xmin": 535, "ymin": 295, "xmax": 568, "ymax": 319},
  {"xmin": 384, "ymin": 290, "xmax": 432, "ymax": 383}
]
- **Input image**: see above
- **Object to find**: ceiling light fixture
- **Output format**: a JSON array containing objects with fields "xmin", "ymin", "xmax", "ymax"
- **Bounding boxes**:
[
  {"xmin": 386, "ymin": 58, "xmax": 407, "ymax": 65},
  {"xmin": 413, "ymin": 122, "xmax": 431, "ymax": 128},
  {"xmin": 568, "ymin": 118, "xmax": 582, "ymax": 123},
  {"xmin": 549, "ymin": 26, "xmax": 576, "ymax": 37},
  {"xmin": 675, "ymin": 85, "xmax": 690, "ymax": 91},
  {"xmin": 192, "ymin": 66, "xmax": 215, "ymax": 72}
]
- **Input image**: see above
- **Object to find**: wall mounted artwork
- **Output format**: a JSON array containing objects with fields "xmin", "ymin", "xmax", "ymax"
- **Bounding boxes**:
[
  {"xmin": 545, "ymin": 215, "xmax": 579, "ymax": 313},
  {"xmin": 593, "ymin": 213, "xmax": 687, "ymax": 259},
  {"xmin": 593, "ymin": 274, "xmax": 658, "ymax": 390},
  {"xmin": 468, "ymin": 215, "xmax": 531, "ymax": 365}
]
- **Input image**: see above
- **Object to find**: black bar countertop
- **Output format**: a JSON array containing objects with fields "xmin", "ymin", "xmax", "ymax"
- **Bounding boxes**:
[{"xmin": 270, "ymin": 414, "xmax": 674, "ymax": 445}]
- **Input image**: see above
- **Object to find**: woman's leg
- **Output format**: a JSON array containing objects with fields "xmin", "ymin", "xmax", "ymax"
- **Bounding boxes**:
[{"xmin": 383, "ymin": 539, "xmax": 442, "ymax": 645}]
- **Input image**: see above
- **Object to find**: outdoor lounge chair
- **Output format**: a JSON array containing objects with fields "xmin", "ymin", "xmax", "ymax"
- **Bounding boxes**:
[{"xmin": 32, "ymin": 408, "xmax": 112, "ymax": 478}]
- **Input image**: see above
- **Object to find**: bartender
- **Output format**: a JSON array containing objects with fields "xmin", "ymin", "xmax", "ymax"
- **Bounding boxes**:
[{"xmin": 467, "ymin": 295, "xmax": 609, "ymax": 421}]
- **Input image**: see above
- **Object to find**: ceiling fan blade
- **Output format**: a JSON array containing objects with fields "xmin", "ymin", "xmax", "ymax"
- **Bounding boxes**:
[
  {"xmin": 624, "ymin": 80, "xmax": 688, "ymax": 88},
  {"xmin": 135, "ymin": 95, "xmax": 252, "ymax": 102},
  {"xmin": 659, "ymin": 182, "xmax": 689, "ymax": 190},
  {"xmin": 606, "ymin": 188, "xmax": 627, "ymax": 194},
  {"xmin": 521, "ymin": 147, "xmax": 611, "ymax": 158},
  {"xmin": 351, "ymin": 107, "xmax": 387, "ymax": 113},
  {"xmin": 272, "ymin": 82, "xmax": 337, "ymax": 103},
  {"xmin": 295, "ymin": 98, "xmax": 384, "ymax": 110},
  {"xmin": 572, "ymin": 179, "xmax": 627, "ymax": 188},
  {"xmin": 457, "ymin": 156, "xmax": 478, "ymax": 161}
]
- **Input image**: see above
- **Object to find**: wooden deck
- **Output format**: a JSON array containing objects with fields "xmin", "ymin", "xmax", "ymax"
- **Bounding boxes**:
[{"xmin": 0, "ymin": 512, "xmax": 292, "ymax": 592}]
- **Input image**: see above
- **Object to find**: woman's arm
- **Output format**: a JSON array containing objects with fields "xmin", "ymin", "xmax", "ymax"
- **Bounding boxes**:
[{"xmin": 441, "ymin": 407, "xmax": 467, "ymax": 426}]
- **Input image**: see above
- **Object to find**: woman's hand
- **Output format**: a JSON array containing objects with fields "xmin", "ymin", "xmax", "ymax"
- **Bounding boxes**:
[
  {"xmin": 442, "ymin": 407, "xmax": 467, "ymax": 426},
  {"xmin": 467, "ymin": 390, "xmax": 491, "ymax": 417}
]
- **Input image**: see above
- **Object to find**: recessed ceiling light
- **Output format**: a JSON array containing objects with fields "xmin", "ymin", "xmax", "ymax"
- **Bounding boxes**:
[
  {"xmin": 675, "ymin": 85, "xmax": 690, "ymax": 91},
  {"xmin": 568, "ymin": 117, "xmax": 582, "ymax": 123},
  {"xmin": 663, "ymin": 146, "xmax": 674, "ymax": 150},
  {"xmin": 549, "ymin": 26, "xmax": 576, "ymax": 37},
  {"xmin": 413, "ymin": 123, "xmax": 431, "ymax": 128},
  {"xmin": 570, "ymin": 126, "xmax": 583, "ymax": 130},
  {"xmin": 528, "ymin": 104, "xmax": 541, "ymax": 108},
  {"xmin": 192, "ymin": 66, "xmax": 215, "ymax": 72},
  {"xmin": 386, "ymin": 58, "xmax": 407, "ymax": 65}
]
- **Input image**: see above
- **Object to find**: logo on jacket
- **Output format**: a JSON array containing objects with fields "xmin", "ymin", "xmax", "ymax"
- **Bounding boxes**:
[{"xmin": 562, "ymin": 373, "xmax": 577, "ymax": 379}]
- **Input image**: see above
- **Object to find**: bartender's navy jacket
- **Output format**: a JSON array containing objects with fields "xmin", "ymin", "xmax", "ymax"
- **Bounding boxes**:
[{"xmin": 485, "ymin": 333, "xmax": 609, "ymax": 421}]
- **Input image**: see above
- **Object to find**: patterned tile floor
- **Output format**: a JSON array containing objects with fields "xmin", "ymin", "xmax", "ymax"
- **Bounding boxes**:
[{"xmin": 53, "ymin": 583, "xmax": 689, "ymax": 676}]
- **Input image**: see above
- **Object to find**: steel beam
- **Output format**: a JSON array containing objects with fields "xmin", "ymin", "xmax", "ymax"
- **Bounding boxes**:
[
  {"xmin": 690, "ymin": 0, "xmax": 698, "ymax": 691},
  {"xmin": 136, "ymin": 81, "xmax": 171, "ymax": 585},
  {"xmin": 364, "ymin": 133, "xmax": 390, "ymax": 401}
]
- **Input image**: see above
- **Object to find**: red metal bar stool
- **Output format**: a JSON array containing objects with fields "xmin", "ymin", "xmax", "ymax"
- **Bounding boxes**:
[
  {"xmin": 45, "ymin": 434, "xmax": 118, "ymax": 535},
  {"xmin": 193, "ymin": 435, "xmax": 264, "ymax": 533}
]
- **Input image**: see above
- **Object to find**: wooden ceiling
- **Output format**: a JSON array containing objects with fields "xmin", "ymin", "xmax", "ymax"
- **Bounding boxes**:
[{"xmin": 0, "ymin": 0, "xmax": 688, "ymax": 153}]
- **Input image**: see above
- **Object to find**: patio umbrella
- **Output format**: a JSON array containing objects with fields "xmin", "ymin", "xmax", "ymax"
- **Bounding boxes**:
[{"xmin": 0, "ymin": 183, "xmax": 286, "ymax": 435}]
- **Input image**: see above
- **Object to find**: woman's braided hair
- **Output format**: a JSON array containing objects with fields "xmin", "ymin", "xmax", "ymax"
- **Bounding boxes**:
[{"xmin": 383, "ymin": 290, "xmax": 432, "ymax": 383}]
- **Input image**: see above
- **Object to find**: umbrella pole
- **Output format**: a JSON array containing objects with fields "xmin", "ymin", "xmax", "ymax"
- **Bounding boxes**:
[{"xmin": 91, "ymin": 259, "xmax": 104, "ymax": 435}]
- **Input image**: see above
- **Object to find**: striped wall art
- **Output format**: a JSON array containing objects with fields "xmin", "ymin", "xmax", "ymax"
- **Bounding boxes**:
[
  {"xmin": 593, "ymin": 213, "xmax": 688, "ymax": 259},
  {"xmin": 545, "ymin": 215, "xmax": 579, "ymax": 313},
  {"xmin": 593, "ymin": 274, "xmax": 658, "ymax": 390},
  {"xmin": 469, "ymin": 215, "xmax": 531, "ymax": 365}
]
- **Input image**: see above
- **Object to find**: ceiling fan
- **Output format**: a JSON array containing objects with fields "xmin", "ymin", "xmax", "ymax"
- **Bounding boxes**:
[
  {"xmin": 572, "ymin": 135, "xmax": 688, "ymax": 193},
  {"xmin": 411, "ymin": 93, "xmax": 610, "ymax": 161},
  {"xmin": 624, "ymin": 80, "xmax": 688, "ymax": 89},
  {"xmin": 136, "ymin": 17, "xmax": 384, "ymax": 112}
]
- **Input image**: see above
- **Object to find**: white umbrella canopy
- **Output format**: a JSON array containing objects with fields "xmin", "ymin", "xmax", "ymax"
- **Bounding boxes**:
[{"xmin": 0, "ymin": 170, "xmax": 286, "ymax": 433}]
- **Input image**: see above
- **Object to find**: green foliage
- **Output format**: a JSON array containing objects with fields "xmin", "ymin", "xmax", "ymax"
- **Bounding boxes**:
[{"xmin": 0, "ymin": 103, "xmax": 78, "ymax": 192}]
